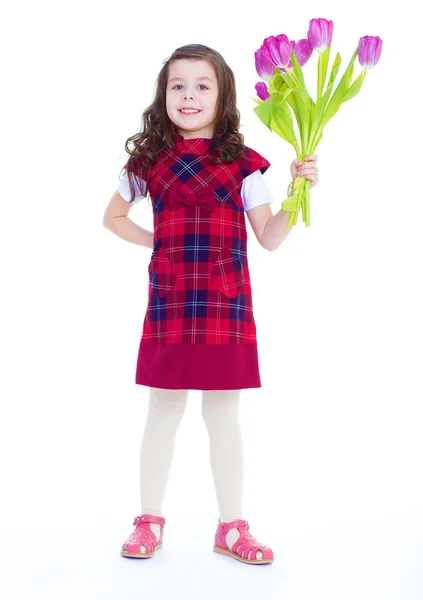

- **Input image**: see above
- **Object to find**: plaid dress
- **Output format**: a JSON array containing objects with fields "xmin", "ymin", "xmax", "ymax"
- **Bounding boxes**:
[{"xmin": 135, "ymin": 131, "xmax": 271, "ymax": 390}]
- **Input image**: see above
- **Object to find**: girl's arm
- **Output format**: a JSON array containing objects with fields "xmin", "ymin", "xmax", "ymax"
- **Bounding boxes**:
[
  {"xmin": 246, "ymin": 189, "xmax": 293, "ymax": 252},
  {"xmin": 103, "ymin": 191, "xmax": 154, "ymax": 248},
  {"xmin": 247, "ymin": 154, "xmax": 319, "ymax": 251}
]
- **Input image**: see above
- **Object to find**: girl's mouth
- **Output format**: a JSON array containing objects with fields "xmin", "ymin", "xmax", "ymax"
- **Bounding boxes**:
[{"xmin": 179, "ymin": 109, "xmax": 201, "ymax": 115}]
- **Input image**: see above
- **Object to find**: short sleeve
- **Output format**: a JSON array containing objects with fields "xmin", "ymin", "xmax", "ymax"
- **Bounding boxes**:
[
  {"xmin": 238, "ymin": 147, "xmax": 271, "ymax": 179},
  {"xmin": 241, "ymin": 170, "xmax": 274, "ymax": 211},
  {"xmin": 118, "ymin": 170, "xmax": 147, "ymax": 205}
]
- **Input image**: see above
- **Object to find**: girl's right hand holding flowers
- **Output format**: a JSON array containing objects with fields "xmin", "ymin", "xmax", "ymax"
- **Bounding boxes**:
[{"xmin": 290, "ymin": 155, "xmax": 319, "ymax": 189}]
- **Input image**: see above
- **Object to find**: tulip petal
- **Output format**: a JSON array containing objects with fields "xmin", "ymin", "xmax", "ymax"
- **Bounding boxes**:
[
  {"xmin": 358, "ymin": 35, "xmax": 383, "ymax": 69},
  {"xmin": 307, "ymin": 18, "xmax": 334, "ymax": 53}
]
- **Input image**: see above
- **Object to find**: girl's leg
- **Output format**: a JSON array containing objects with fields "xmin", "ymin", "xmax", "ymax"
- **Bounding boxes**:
[
  {"xmin": 202, "ymin": 389, "xmax": 244, "ymax": 522},
  {"xmin": 201, "ymin": 389, "xmax": 264, "ymax": 560},
  {"xmin": 140, "ymin": 387, "xmax": 188, "ymax": 519}
]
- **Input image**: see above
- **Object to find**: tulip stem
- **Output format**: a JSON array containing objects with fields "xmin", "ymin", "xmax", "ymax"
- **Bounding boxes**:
[{"xmin": 305, "ymin": 179, "xmax": 311, "ymax": 226}]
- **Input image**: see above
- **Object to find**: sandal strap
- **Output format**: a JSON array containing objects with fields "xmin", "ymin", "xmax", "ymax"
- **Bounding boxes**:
[
  {"xmin": 215, "ymin": 518, "xmax": 274, "ymax": 561},
  {"xmin": 133, "ymin": 514, "xmax": 166, "ymax": 527},
  {"xmin": 233, "ymin": 530, "xmax": 274, "ymax": 560},
  {"xmin": 217, "ymin": 519, "xmax": 249, "ymax": 535}
]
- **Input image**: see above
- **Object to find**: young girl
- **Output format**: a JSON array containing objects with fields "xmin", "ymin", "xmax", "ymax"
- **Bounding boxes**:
[{"xmin": 103, "ymin": 43, "xmax": 318, "ymax": 565}]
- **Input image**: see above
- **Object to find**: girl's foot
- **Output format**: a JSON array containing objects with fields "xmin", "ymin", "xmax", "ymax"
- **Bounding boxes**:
[
  {"xmin": 121, "ymin": 514, "xmax": 166, "ymax": 558},
  {"xmin": 213, "ymin": 518, "xmax": 274, "ymax": 564}
]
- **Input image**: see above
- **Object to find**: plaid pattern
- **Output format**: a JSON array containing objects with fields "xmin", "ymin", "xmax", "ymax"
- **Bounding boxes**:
[{"xmin": 139, "ymin": 132, "xmax": 271, "ymax": 347}]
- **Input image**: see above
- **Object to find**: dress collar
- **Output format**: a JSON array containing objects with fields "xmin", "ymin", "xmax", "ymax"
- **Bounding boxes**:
[{"xmin": 173, "ymin": 131, "xmax": 220, "ymax": 155}]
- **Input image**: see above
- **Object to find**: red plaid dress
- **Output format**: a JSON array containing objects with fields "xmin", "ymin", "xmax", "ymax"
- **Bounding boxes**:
[{"xmin": 135, "ymin": 131, "xmax": 271, "ymax": 390}]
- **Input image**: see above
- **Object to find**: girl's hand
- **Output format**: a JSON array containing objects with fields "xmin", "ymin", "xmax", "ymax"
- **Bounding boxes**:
[{"xmin": 290, "ymin": 155, "xmax": 319, "ymax": 189}]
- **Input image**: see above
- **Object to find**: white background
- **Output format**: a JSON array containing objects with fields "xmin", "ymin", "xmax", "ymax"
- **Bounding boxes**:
[{"xmin": 1, "ymin": 0, "xmax": 421, "ymax": 598}]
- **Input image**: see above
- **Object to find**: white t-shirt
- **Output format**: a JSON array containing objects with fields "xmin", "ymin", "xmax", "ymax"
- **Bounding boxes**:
[{"xmin": 118, "ymin": 169, "xmax": 274, "ymax": 212}]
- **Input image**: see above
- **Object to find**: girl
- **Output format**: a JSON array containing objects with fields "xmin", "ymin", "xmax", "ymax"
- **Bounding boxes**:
[{"xmin": 103, "ymin": 44, "xmax": 318, "ymax": 565}]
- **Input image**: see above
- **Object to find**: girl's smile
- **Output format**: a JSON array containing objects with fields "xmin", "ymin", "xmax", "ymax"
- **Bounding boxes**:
[{"xmin": 179, "ymin": 108, "xmax": 201, "ymax": 115}]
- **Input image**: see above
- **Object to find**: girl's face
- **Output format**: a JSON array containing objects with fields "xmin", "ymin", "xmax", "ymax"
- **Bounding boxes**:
[{"xmin": 166, "ymin": 59, "xmax": 219, "ymax": 139}]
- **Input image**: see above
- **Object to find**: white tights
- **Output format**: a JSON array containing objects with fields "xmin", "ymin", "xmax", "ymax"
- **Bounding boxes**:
[
  {"xmin": 140, "ymin": 387, "xmax": 263, "ymax": 560},
  {"xmin": 140, "ymin": 386, "xmax": 244, "ymax": 522},
  {"xmin": 137, "ymin": 386, "xmax": 264, "ymax": 559}
]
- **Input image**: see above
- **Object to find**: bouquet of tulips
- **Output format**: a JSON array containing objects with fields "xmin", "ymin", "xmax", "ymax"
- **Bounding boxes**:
[{"xmin": 253, "ymin": 18, "xmax": 383, "ymax": 227}]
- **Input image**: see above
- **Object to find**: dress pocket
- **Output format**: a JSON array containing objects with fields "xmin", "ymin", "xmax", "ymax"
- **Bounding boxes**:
[
  {"xmin": 210, "ymin": 246, "xmax": 246, "ymax": 298},
  {"xmin": 148, "ymin": 239, "xmax": 177, "ymax": 298}
]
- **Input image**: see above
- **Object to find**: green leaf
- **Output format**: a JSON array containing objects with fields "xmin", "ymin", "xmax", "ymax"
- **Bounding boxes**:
[
  {"xmin": 327, "ymin": 52, "xmax": 341, "ymax": 90},
  {"xmin": 321, "ymin": 48, "xmax": 358, "ymax": 128},
  {"xmin": 285, "ymin": 92, "xmax": 301, "ymax": 136},
  {"xmin": 272, "ymin": 71, "xmax": 286, "ymax": 91},
  {"xmin": 317, "ymin": 46, "xmax": 331, "ymax": 100},
  {"xmin": 291, "ymin": 87, "xmax": 310, "ymax": 154},
  {"xmin": 250, "ymin": 96, "xmax": 263, "ymax": 105},
  {"xmin": 270, "ymin": 100, "xmax": 298, "ymax": 148},
  {"xmin": 290, "ymin": 49, "xmax": 313, "ymax": 102},
  {"xmin": 309, "ymin": 129, "xmax": 323, "ymax": 154},
  {"xmin": 290, "ymin": 50, "xmax": 312, "ymax": 154},
  {"xmin": 342, "ymin": 69, "xmax": 367, "ymax": 102},
  {"xmin": 310, "ymin": 82, "xmax": 333, "ymax": 133},
  {"xmin": 253, "ymin": 96, "xmax": 274, "ymax": 130},
  {"xmin": 290, "ymin": 50, "xmax": 306, "ymax": 88},
  {"xmin": 279, "ymin": 69, "xmax": 300, "ymax": 89},
  {"xmin": 282, "ymin": 195, "xmax": 298, "ymax": 212},
  {"xmin": 345, "ymin": 60, "xmax": 355, "ymax": 89},
  {"xmin": 274, "ymin": 86, "xmax": 295, "ymax": 105}
]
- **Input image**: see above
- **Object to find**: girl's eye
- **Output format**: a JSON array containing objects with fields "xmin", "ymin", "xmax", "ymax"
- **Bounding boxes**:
[{"xmin": 172, "ymin": 84, "xmax": 208, "ymax": 90}]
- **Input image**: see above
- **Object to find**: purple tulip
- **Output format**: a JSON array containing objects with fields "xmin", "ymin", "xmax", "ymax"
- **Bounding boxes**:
[
  {"xmin": 289, "ymin": 38, "xmax": 313, "ymax": 68},
  {"xmin": 276, "ymin": 39, "xmax": 313, "ymax": 72},
  {"xmin": 263, "ymin": 34, "xmax": 292, "ymax": 69},
  {"xmin": 358, "ymin": 35, "xmax": 383, "ymax": 70},
  {"xmin": 255, "ymin": 44, "xmax": 277, "ymax": 81},
  {"xmin": 255, "ymin": 81, "xmax": 270, "ymax": 100},
  {"xmin": 307, "ymin": 18, "xmax": 334, "ymax": 53}
]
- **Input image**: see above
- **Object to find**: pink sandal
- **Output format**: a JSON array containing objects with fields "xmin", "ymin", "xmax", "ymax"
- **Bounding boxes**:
[
  {"xmin": 121, "ymin": 514, "xmax": 166, "ymax": 558},
  {"xmin": 213, "ymin": 519, "xmax": 274, "ymax": 564}
]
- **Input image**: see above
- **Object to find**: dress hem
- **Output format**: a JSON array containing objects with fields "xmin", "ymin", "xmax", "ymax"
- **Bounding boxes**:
[{"xmin": 134, "ymin": 341, "xmax": 262, "ymax": 390}]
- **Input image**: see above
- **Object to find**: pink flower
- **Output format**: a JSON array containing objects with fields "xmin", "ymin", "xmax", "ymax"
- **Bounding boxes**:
[
  {"xmin": 277, "ymin": 39, "xmax": 313, "ymax": 72},
  {"xmin": 263, "ymin": 34, "xmax": 292, "ymax": 69},
  {"xmin": 254, "ymin": 44, "xmax": 277, "ymax": 82},
  {"xmin": 255, "ymin": 81, "xmax": 270, "ymax": 100},
  {"xmin": 358, "ymin": 36, "xmax": 383, "ymax": 70},
  {"xmin": 307, "ymin": 18, "xmax": 334, "ymax": 53},
  {"xmin": 291, "ymin": 38, "xmax": 313, "ymax": 68}
]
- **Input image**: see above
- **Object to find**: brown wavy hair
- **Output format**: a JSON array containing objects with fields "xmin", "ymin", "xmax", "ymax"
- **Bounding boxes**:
[{"xmin": 120, "ymin": 44, "xmax": 246, "ymax": 203}]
